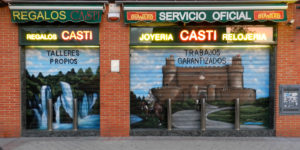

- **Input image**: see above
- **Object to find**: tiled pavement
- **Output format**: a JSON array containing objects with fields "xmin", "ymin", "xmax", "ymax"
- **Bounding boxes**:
[{"xmin": 1, "ymin": 136, "xmax": 300, "ymax": 150}]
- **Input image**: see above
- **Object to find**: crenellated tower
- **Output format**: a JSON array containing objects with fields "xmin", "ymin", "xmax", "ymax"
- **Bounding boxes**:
[
  {"xmin": 228, "ymin": 55, "xmax": 244, "ymax": 89},
  {"xmin": 162, "ymin": 55, "xmax": 177, "ymax": 87}
]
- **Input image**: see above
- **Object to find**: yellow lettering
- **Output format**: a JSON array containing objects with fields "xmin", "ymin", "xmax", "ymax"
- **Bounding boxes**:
[
  {"xmin": 37, "ymin": 11, "xmax": 44, "ymax": 20},
  {"xmin": 222, "ymin": 33, "xmax": 267, "ymax": 41},
  {"xmin": 28, "ymin": 11, "xmax": 37, "ymax": 20},
  {"xmin": 59, "ymin": 11, "xmax": 66, "ymax": 20},
  {"xmin": 12, "ymin": 11, "xmax": 21, "ymax": 20},
  {"xmin": 222, "ymin": 34, "xmax": 228, "ymax": 41},
  {"xmin": 21, "ymin": 11, "xmax": 28, "ymax": 20},
  {"xmin": 139, "ymin": 33, "xmax": 174, "ymax": 42},
  {"xmin": 26, "ymin": 33, "xmax": 57, "ymax": 41},
  {"xmin": 51, "ymin": 11, "xmax": 59, "ymax": 20},
  {"xmin": 44, "ymin": 11, "xmax": 50, "ymax": 20}
]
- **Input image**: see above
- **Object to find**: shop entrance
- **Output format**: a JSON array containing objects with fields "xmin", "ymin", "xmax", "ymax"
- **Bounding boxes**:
[
  {"xmin": 20, "ymin": 25, "xmax": 101, "ymax": 133},
  {"xmin": 129, "ymin": 26, "xmax": 274, "ymax": 132},
  {"xmin": 24, "ymin": 46, "xmax": 100, "ymax": 130}
]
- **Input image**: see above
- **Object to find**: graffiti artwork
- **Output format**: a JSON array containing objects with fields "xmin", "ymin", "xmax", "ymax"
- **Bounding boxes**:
[
  {"xmin": 25, "ymin": 47, "xmax": 100, "ymax": 130},
  {"xmin": 130, "ymin": 47, "xmax": 270, "ymax": 129}
]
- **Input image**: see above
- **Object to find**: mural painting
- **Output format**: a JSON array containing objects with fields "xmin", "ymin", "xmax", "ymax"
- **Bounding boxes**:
[
  {"xmin": 25, "ymin": 47, "xmax": 100, "ymax": 130},
  {"xmin": 130, "ymin": 47, "xmax": 270, "ymax": 129}
]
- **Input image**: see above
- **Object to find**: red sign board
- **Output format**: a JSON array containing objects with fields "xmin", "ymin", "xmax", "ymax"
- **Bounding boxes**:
[
  {"xmin": 127, "ymin": 12, "xmax": 156, "ymax": 21},
  {"xmin": 254, "ymin": 11, "xmax": 284, "ymax": 20}
]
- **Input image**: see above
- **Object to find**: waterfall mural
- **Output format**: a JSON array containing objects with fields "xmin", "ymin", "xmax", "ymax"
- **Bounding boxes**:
[{"xmin": 25, "ymin": 47, "xmax": 100, "ymax": 130}]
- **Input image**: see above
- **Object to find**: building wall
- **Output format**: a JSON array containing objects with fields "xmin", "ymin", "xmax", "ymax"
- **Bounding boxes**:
[
  {"xmin": 297, "ymin": 3, "xmax": 300, "ymax": 69},
  {"xmin": 0, "ymin": 6, "xmax": 21, "ymax": 137},
  {"xmin": 99, "ymin": 6, "xmax": 130, "ymax": 137},
  {"xmin": 0, "ymin": 2, "xmax": 299, "ymax": 138},
  {"xmin": 276, "ymin": 3, "xmax": 300, "ymax": 137}
]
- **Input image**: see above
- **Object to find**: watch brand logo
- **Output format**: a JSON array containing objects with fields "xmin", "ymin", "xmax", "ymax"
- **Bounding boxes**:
[
  {"xmin": 254, "ymin": 11, "xmax": 284, "ymax": 20},
  {"xmin": 127, "ymin": 12, "xmax": 156, "ymax": 21}
]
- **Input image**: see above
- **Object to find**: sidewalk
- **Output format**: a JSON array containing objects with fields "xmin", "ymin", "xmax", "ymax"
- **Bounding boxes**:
[{"xmin": 1, "ymin": 136, "xmax": 300, "ymax": 150}]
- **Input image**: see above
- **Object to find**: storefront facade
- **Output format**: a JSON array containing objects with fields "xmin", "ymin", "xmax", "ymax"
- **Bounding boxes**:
[
  {"xmin": 0, "ymin": 0, "xmax": 299, "ymax": 137},
  {"xmin": 0, "ymin": 1, "xmax": 107, "ymax": 137},
  {"xmin": 126, "ymin": 3, "xmax": 282, "ymax": 136}
]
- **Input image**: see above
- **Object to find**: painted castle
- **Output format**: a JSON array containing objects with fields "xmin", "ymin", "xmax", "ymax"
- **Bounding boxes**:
[{"xmin": 151, "ymin": 55, "xmax": 256, "ymax": 104}]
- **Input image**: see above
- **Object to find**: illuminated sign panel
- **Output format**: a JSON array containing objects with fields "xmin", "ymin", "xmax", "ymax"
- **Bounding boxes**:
[
  {"xmin": 222, "ymin": 33, "xmax": 267, "ymax": 42},
  {"xmin": 139, "ymin": 33, "xmax": 174, "ymax": 42},
  {"xmin": 26, "ymin": 33, "xmax": 58, "ymax": 41},
  {"xmin": 61, "ymin": 30, "xmax": 93, "ymax": 41},
  {"xmin": 130, "ymin": 26, "xmax": 274, "ymax": 45},
  {"xmin": 19, "ymin": 25, "xmax": 99, "ymax": 45},
  {"xmin": 127, "ymin": 12, "xmax": 156, "ymax": 21},
  {"xmin": 254, "ymin": 11, "xmax": 284, "ymax": 20},
  {"xmin": 179, "ymin": 29, "xmax": 217, "ymax": 42}
]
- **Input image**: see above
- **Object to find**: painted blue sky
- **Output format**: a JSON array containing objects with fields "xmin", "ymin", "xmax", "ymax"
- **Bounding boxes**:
[
  {"xmin": 26, "ymin": 48, "xmax": 99, "ymax": 76},
  {"xmin": 130, "ymin": 47, "xmax": 270, "ymax": 99}
]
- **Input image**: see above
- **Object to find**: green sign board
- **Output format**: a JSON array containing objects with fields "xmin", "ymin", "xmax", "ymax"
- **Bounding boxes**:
[
  {"xmin": 11, "ymin": 10, "xmax": 102, "ymax": 23},
  {"xmin": 125, "ymin": 10, "xmax": 287, "ymax": 23},
  {"xmin": 9, "ymin": 4, "xmax": 104, "ymax": 23}
]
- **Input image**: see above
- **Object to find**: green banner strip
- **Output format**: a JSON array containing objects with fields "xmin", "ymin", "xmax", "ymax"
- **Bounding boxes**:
[
  {"xmin": 9, "ymin": 4, "xmax": 104, "ymax": 23},
  {"xmin": 11, "ymin": 10, "xmax": 102, "ymax": 23},
  {"xmin": 125, "ymin": 10, "xmax": 287, "ymax": 23},
  {"xmin": 124, "ymin": 4, "xmax": 287, "ymax": 23}
]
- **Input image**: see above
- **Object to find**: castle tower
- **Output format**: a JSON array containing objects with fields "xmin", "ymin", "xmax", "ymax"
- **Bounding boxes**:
[
  {"xmin": 190, "ymin": 85, "xmax": 199, "ymax": 100},
  {"xmin": 207, "ymin": 85, "xmax": 216, "ymax": 101},
  {"xmin": 162, "ymin": 55, "xmax": 177, "ymax": 87},
  {"xmin": 228, "ymin": 55, "xmax": 244, "ymax": 89}
]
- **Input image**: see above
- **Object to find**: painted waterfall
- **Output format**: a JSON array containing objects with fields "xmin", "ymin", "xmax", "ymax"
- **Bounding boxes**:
[{"xmin": 25, "ymin": 48, "xmax": 100, "ymax": 130}]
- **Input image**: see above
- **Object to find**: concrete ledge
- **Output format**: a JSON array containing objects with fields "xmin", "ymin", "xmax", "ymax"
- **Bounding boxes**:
[
  {"xmin": 130, "ymin": 129, "xmax": 275, "ymax": 137},
  {"xmin": 22, "ymin": 130, "xmax": 99, "ymax": 137}
]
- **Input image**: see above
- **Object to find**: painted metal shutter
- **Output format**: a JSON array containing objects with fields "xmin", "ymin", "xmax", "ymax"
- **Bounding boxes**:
[
  {"xmin": 25, "ymin": 46, "xmax": 100, "ymax": 130},
  {"xmin": 130, "ymin": 46, "xmax": 271, "ymax": 129}
]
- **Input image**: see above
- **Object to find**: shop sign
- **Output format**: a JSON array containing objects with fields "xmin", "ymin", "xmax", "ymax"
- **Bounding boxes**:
[
  {"xmin": 11, "ymin": 10, "xmax": 102, "ymax": 23},
  {"xmin": 19, "ymin": 25, "xmax": 99, "ymax": 45},
  {"xmin": 131, "ymin": 26, "xmax": 274, "ymax": 45},
  {"xmin": 125, "ymin": 10, "xmax": 286, "ymax": 23}
]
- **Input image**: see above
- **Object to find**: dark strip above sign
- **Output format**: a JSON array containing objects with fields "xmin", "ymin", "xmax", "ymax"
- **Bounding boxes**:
[
  {"xmin": 9, "ymin": 4, "xmax": 104, "ymax": 23},
  {"xmin": 124, "ymin": 4, "xmax": 288, "ymax": 23}
]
